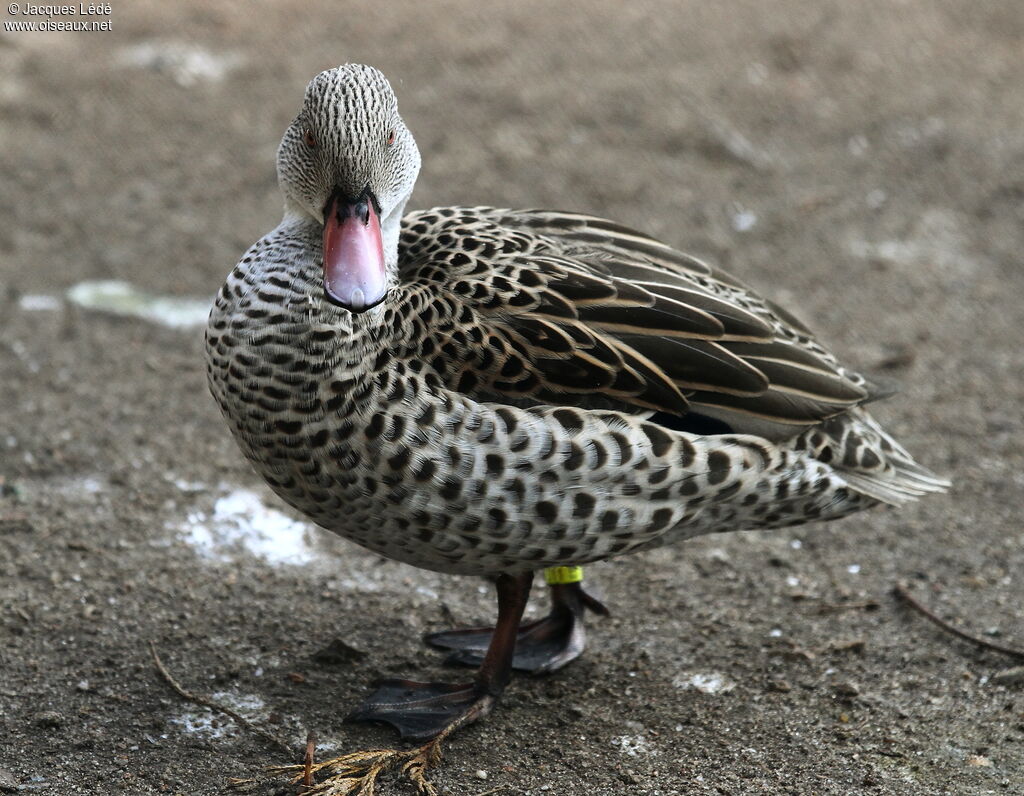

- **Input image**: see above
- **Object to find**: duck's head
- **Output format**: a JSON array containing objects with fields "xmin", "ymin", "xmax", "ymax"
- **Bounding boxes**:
[{"xmin": 277, "ymin": 64, "xmax": 421, "ymax": 313}]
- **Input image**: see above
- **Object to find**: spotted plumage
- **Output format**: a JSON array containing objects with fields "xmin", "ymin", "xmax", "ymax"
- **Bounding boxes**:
[
  {"xmin": 206, "ymin": 64, "xmax": 950, "ymax": 787},
  {"xmin": 207, "ymin": 65, "xmax": 946, "ymax": 579}
]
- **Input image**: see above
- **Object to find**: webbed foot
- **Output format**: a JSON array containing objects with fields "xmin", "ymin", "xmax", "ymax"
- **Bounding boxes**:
[
  {"xmin": 426, "ymin": 573, "xmax": 608, "ymax": 674},
  {"xmin": 346, "ymin": 678, "xmax": 496, "ymax": 742}
]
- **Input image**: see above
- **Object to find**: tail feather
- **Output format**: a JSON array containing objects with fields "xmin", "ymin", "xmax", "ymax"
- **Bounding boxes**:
[
  {"xmin": 796, "ymin": 408, "xmax": 950, "ymax": 507},
  {"xmin": 840, "ymin": 466, "xmax": 949, "ymax": 506}
]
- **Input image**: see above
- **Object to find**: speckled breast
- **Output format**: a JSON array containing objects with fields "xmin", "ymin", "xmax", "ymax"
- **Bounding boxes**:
[{"xmin": 205, "ymin": 232, "xmax": 873, "ymax": 577}]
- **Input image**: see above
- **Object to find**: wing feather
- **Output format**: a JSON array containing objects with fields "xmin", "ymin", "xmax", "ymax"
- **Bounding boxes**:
[{"xmin": 398, "ymin": 207, "xmax": 870, "ymax": 435}]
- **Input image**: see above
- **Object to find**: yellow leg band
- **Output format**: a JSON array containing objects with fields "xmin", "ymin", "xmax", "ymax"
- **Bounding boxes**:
[{"xmin": 544, "ymin": 566, "xmax": 584, "ymax": 585}]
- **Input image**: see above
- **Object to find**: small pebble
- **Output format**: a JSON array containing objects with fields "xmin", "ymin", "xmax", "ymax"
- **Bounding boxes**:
[
  {"xmin": 312, "ymin": 637, "xmax": 367, "ymax": 665},
  {"xmin": 473, "ymin": 770, "xmax": 488, "ymax": 780},
  {"xmin": 33, "ymin": 711, "xmax": 63, "ymax": 729},
  {"xmin": 833, "ymin": 681, "xmax": 860, "ymax": 697},
  {"xmin": 767, "ymin": 677, "xmax": 792, "ymax": 693}
]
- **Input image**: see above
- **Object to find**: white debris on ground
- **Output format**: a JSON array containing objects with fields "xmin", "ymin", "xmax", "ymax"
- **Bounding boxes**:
[
  {"xmin": 166, "ymin": 480, "xmax": 453, "ymax": 599},
  {"xmin": 41, "ymin": 475, "xmax": 106, "ymax": 498},
  {"xmin": 177, "ymin": 486, "xmax": 318, "ymax": 566},
  {"xmin": 611, "ymin": 734, "xmax": 658, "ymax": 758},
  {"xmin": 672, "ymin": 671, "xmax": 737, "ymax": 694},
  {"xmin": 18, "ymin": 294, "xmax": 62, "ymax": 311},
  {"xmin": 170, "ymin": 692, "xmax": 265, "ymax": 739},
  {"xmin": 866, "ymin": 188, "xmax": 888, "ymax": 209},
  {"xmin": 847, "ymin": 134, "xmax": 870, "ymax": 157},
  {"xmin": 172, "ymin": 479, "xmax": 206, "ymax": 493},
  {"xmin": 66, "ymin": 280, "xmax": 211, "ymax": 329},
  {"xmin": 729, "ymin": 203, "xmax": 758, "ymax": 232},
  {"xmin": 117, "ymin": 41, "xmax": 243, "ymax": 87}
]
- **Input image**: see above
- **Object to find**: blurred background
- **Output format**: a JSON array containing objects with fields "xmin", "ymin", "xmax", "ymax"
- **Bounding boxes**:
[{"xmin": 2, "ymin": 1, "xmax": 1022, "ymax": 793}]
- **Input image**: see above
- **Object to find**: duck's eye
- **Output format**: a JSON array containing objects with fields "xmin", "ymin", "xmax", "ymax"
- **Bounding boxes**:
[
  {"xmin": 303, "ymin": 128, "xmax": 317, "ymax": 149},
  {"xmin": 387, "ymin": 130, "xmax": 396, "ymax": 147}
]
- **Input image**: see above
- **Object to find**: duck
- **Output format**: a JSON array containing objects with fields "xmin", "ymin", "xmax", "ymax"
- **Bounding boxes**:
[{"xmin": 206, "ymin": 63, "xmax": 948, "ymax": 792}]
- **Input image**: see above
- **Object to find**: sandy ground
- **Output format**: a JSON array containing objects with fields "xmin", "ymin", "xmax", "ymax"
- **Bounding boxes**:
[{"xmin": 2, "ymin": 1, "xmax": 1023, "ymax": 794}]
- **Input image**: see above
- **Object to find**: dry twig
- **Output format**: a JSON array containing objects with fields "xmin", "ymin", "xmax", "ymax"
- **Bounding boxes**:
[
  {"xmin": 304, "ymin": 731, "xmax": 317, "ymax": 787},
  {"xmin": 148, "ymin": 641, "xmax": 295, "ymax": 756},
  {"xmin": 814, "ymin": 600, "xmax": 880, "ymax": 614},
  {"xmin": 892, "ymin": 583, "xmax": 1024, "ymax": 660}
]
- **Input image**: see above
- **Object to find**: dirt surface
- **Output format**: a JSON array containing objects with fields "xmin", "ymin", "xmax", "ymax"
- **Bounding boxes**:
[{"xmin": 2, "ymin": 1, "xmax": 1023, "ymax": 794}]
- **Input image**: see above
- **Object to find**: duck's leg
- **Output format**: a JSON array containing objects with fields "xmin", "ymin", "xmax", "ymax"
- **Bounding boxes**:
[
  {"xmin": 347, "ymin": 571, "xmax": 533, "ymax": 741},
  {"xmin": 425, "ymin": 567, "xmax": 609, "ymax": 674},
  {"xmin": 258, "ymin": 576, "xmax": 533, "ymax": 794}
]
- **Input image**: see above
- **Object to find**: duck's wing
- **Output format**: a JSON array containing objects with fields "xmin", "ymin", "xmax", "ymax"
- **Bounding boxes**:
[{"xmin": 398, "ymin": 207, "xmax": 872, "ymax": 438}]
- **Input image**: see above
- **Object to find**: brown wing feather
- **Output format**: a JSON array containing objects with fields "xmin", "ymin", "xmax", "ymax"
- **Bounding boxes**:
[{"xmin": 398, "ymin": 207, "xmax": 870, "ymax": 434}]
